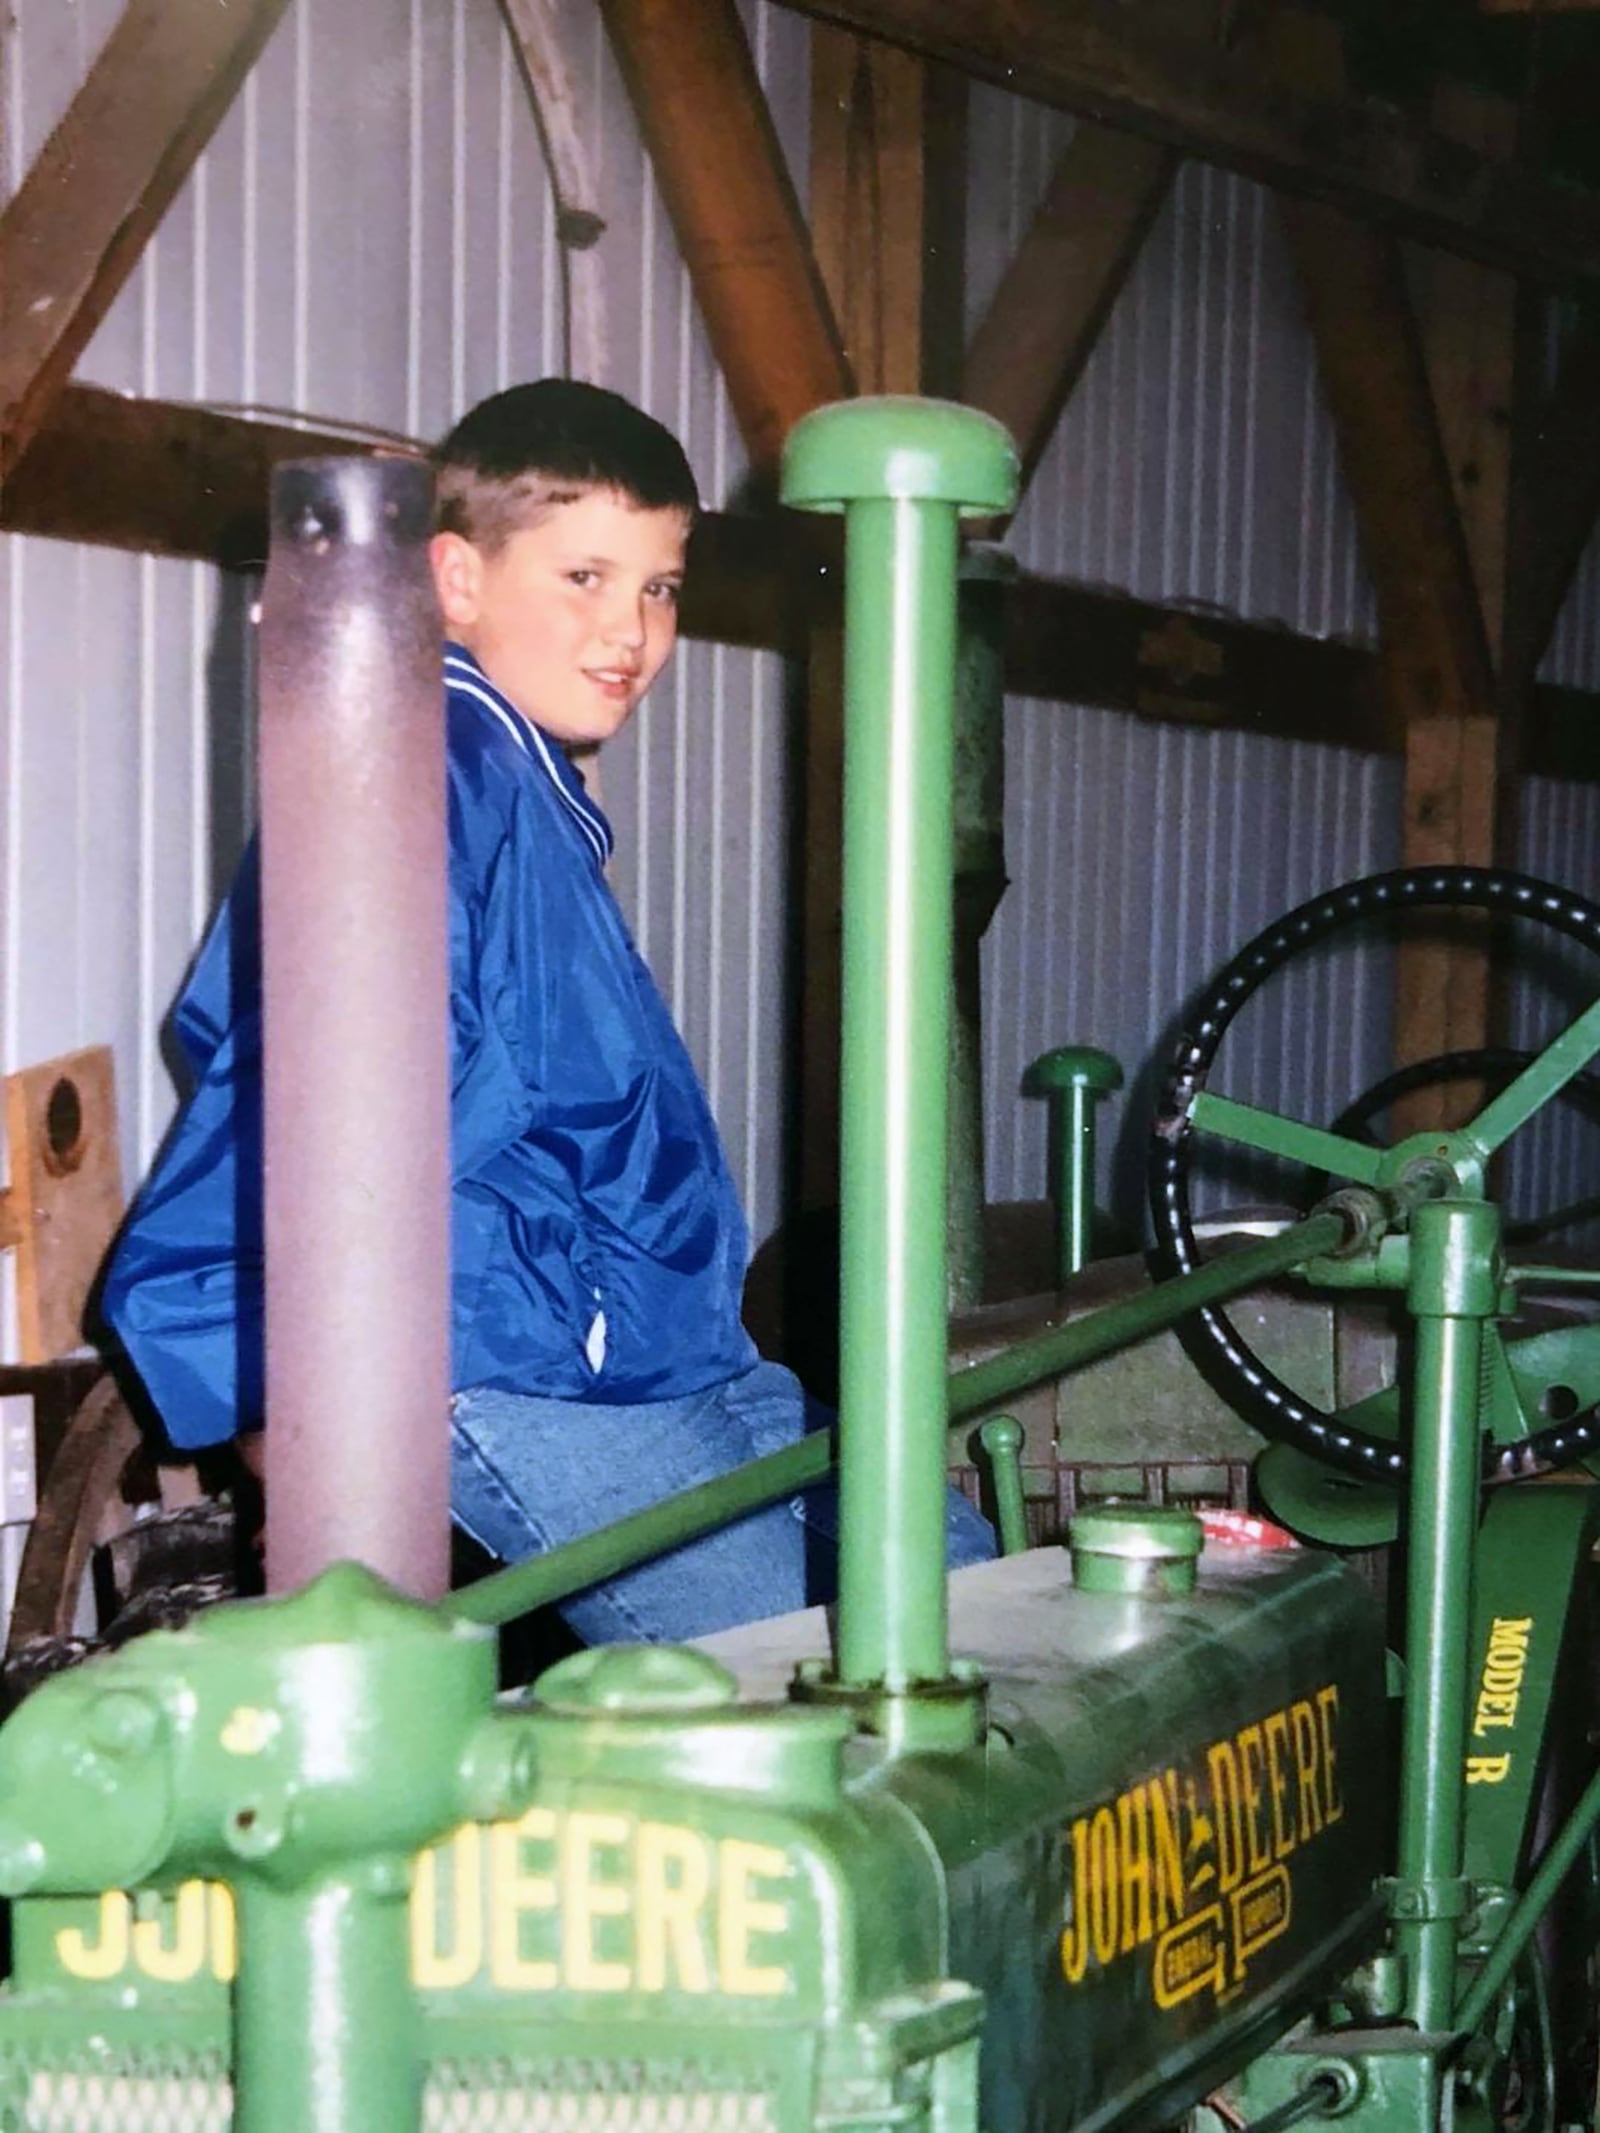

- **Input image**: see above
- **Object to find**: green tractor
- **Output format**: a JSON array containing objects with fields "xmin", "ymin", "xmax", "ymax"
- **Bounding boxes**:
[{"xmin": 0, "ymin": 399, "xmax": 1595, "ymax": 2133}]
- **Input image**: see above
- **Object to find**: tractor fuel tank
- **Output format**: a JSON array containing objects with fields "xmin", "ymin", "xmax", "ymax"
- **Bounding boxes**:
[{"xmin": 704, "ymin": 1525, "xmax": 1387, "ymax": 2133}]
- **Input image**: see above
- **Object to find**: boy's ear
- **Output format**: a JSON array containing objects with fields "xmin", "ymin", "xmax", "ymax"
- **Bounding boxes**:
[{"xmin": 429, "ymin": 532, "xmax": 482, "ymax": 630}]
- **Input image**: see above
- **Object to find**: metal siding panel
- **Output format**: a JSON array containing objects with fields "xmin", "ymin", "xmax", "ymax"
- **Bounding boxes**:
[{"xmin": 968, "ymin": 122, "xmax": 1392, "ymax": 1230}]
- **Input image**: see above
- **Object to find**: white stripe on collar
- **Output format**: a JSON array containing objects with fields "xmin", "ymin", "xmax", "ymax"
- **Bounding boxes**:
[{"xmin": 445, "ymin": 647, "xmax": 613, "ymax": 869}]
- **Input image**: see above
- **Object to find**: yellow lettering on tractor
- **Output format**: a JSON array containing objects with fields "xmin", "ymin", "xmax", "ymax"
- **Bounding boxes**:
[
  {"xmin": 1468, "ymin": 1619, "xmax": 1533, "ymax": 1788},
  {"xmin": 52, "ymin": 1807, "xmax": 795, "ymax": 2001},
  {"xmin": 1059, "ymin": 1682, "xmax": 1349, "ymax": 2006}
]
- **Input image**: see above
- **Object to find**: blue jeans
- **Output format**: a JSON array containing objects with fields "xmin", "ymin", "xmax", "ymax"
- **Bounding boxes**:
[{"xmin": 449, "ymin": 1359, "xmax": 995, "ymax": 1645}]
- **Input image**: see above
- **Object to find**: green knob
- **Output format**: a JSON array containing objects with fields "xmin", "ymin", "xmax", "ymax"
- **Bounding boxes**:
[
  {"xmin": 781, "ymin": 396, "xmax": 1019, "ymax": 516},
  {"xmin": 1028, "ymin": 1046, "xmax": 1123, "ymax": 1097},
  {"xmin": 1070, "ymin": 1505, "xmax": 1204, "ymax": 1598}
]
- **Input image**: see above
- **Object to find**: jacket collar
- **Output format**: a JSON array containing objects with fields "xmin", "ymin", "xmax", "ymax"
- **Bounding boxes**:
[{"xmin": 444, "ymin": 641, "xmax": 615, "ymax": 869}]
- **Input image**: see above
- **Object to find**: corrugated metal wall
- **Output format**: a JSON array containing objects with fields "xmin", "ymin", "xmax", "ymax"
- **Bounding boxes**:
[
  {"xmin": 967, "ymin": 97, "xmax": 1400, "ymax": 1224},
  {"xmin": 5, "ymin": 5, "xmax": 1600, "ymax": 1333},
  {"xmin": 0, "ymin": 0, "xmax": 803, "ymax": 1278}
]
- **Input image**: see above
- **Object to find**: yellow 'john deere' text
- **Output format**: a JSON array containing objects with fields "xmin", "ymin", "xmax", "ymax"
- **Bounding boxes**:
[
  {"xmin": 1060, "ymin": 1685, "xmax": 1343, "ymax": 2006},
  {"xmin": 53, "ymin": 1808, "xmax": 795, "ymax": 1999}
]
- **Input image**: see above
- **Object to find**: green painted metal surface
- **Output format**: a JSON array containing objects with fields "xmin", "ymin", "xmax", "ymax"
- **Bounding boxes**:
[
  {"xmin": 1459, "ymin": 1487, "xmax": 1600, "ymax": 1889},
  {"xmin": 949, "ymin": 1211, "xmax": 1347, "ymax": 1421},
  {"xmin": 780, "ymin": 397, "xmax": 1017, "ymax": 1699},
  {"xmin": 1391, "ymin": 1201, "xmax": 1502, "ymax": 2033},
  {"xmin": 977, "ymin": 1416, "xmax": 1028, "ymax": 1556},
  {"xmin": 1028, "ymin": 1048, "xmax": 1124, "ymax": 1285},
  {"xmin": 0, "ymin": 1546, "xmax": 1386, "ymax": 2133}
]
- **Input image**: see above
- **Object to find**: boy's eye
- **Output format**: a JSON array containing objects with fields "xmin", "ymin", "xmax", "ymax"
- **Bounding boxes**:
[
  {"xmin": 647, "ymin": 580, "xmax": 682, "ymax": 608},
  {"xmin": 565, "ymin": 568, "xmax": 599, "ymax": 588}
]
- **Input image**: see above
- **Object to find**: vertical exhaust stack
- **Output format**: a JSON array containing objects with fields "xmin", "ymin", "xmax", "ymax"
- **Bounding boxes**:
[
  {"xmin": 781, "ymin": 401, "xmax": 1017, "ymax": 1719},
  {"xmin": 258, "ymin": 456, "xmax": 450, "ymax": 1599}
]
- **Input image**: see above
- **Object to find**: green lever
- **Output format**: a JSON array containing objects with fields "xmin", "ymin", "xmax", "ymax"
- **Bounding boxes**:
[
  {"xmin": 977, "ymin": 1414, "xmax": 1029, "ymax": 1556},
  {"xmin": 1028, "ymin": 1046, "xmax": 1123, "ymax": 1283}
]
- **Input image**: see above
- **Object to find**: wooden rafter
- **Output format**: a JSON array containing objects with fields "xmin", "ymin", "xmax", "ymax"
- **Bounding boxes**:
[
  {"xmin": 1503, "ymin": 303, "xmax": 1600, "ymax": 694},
  {"xmin": 597, "ymin": 0, "xmax": 852, "ymax": 471},
  {"xmin": 963, "ymin": 124, "xmax": 1175, "ymax": 500},
  {"xmin": 0, "ymin": 0, "xmax": 291, "ymax": 486},
  {"xmin": 776, "ymin": 0, "xmax": 1600, "ymax": 283},
  {"xmin": 1282, "ymin": 197, "xmax": 1507, "ymax": 1080},
  {"xmin": 810, "ymin": 29, "xmax": 966, "ymax": 396},
  {"xmin": 9, "ymin": 385, "xmax": 1598, "ymax": 781}
]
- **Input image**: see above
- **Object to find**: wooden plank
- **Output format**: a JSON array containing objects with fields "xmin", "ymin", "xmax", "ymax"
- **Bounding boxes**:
[
  {"xmin": 1409, "ymin": 88, "xmax": 1520, "ymax": 667},
  {"xmin": 4, "ymin": 1049, "xmax": 124, "ymax": 1363},
  {"xmin": 0, "ymin": 387, "xmax": 364, "ymax": 567},
  {"xmin": 1503, "ymin": 303, "xmax": 1600, "ymax": 693},
  {"xmin": 598, "ymin": 0, "xmax": 852, "ymax": 472},
  {"xmin": 1280, "ymin": 194, "xmax": 1507, "ymax": 1082},
  {"xmin": 777, "ymin": 0, "xmax": 1600, "ymax": 284},
  {"xmin": 811, "ymin": 28, "xmax": 933, "ymax": 395},
  {"xmin": 0, "ymin": 0, "xmax": 291, "ymax": 484},
  {"xmin": 963, "ymin": 124, "xmax": 1175, "ymax": 494},
  {"xmin": 9, "ymin": 387, "xmax": 1600, "ymax": 781}
]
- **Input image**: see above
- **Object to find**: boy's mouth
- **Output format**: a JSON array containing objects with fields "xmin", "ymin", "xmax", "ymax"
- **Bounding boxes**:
[{"xmin": 585, "ymin": 667, "xmax": 641, "ymax": 701}]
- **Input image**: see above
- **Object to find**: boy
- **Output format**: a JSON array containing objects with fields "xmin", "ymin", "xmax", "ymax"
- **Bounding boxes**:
[{"xmin": 103, "ymin": 380, "xmax": 993, "ymax": 1642}]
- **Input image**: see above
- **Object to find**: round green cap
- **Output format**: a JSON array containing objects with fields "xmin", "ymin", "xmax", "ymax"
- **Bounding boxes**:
[
  {"xmin": 1028, "ymin": 1046, "xmax": 1124, "ymax": 1096},
  {"xmin": 536, "ymin": 1645, "xmax": 737, "ymax": 1716},
  {"xmin": 782, "ymin": 397, "xmax": 1019, "ymax": 517},
  {"xmin": 1070, "ymin": 1505, "xmax": 1204, "ymax": 1562}
]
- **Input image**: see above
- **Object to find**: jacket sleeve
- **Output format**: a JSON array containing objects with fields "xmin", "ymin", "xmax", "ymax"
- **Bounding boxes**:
[
  {"xmin": 103, "ymin": 747, "xmax": 541, "ymax": 1450},
  {"xmin": 446, "ymin": 757, "xmax": 540, "ymax": 1178},
  {"xmin": 100, "ymin": 858, "xmax": 266, "ymax": 1451}
]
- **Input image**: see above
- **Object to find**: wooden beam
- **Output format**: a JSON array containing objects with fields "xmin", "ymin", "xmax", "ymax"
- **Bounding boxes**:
[
  {"xmin": 597, "ymin": 0, "xmax": 852, "ymax": 472},
  {"xmin": 963, "ymin": 125, "xmax": 1175, "ymax": 494},
  {"xmin": 809, "ymin": 29, "xmax": 968, "ymax": 395},
  {"xmin": 1409, "ymin": 88, "xmax": 1520, "ymax": 668},
  {"xmin": 777, "ymin": 0, "xmax": 1600, "ymax": 284},
  {"xmin": 1281, "ymin": 195, "xmax": 1511, "ymax": 1106},
  {"xmin": 0, "ymin": 387, "xmax": 356, "ymax": 566},
  {"xmin": 9, "ymin": 386, "xmax": 1600, "ymax": 782},
  {"xmin": 1503, "ymin": 303, "xmax": 1600, "ymax": 692},
  {"xmin": 0, "ymin": 0, "xmax": 290, "ymax": 484}
]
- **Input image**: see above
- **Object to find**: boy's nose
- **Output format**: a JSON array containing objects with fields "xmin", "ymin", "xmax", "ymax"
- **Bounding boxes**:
[{"xmin": 601, "ymin": 595, "xmax": 647, "ymax": 650}]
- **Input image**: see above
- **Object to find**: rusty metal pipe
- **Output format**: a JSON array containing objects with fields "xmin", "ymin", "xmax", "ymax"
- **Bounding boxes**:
[{"xmin": 258, "ymin": 457, "xmax": 449, "ymax": 1598}]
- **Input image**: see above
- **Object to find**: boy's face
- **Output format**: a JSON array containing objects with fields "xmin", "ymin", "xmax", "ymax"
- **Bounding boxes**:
[{"xmin": 431, "ymin": 488, "xmax": 689, "ymax": 745}]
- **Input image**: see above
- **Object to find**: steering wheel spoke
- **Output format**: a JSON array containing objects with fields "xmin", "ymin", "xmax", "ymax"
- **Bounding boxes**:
[
  {"xmin": 1465, "ymin": 992, "xmax": 1600, "ymax": 1157},
  {"xmin": 1189, "ymin": 1091, "xmax": 1386, "ymax": 1187}
]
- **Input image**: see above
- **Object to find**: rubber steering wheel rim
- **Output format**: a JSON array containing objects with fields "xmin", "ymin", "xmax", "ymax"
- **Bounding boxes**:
[
  {"xmin": 1148, "ymin": 866, "xmax": 1600, "ymax": 1483},
  {"xmin": 1330, "ymin": 1046, "xmax": 1600, "ymax": 1146}
]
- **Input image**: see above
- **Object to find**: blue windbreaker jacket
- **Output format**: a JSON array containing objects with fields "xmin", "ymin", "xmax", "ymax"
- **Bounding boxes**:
[{"xmin": 102, "ymin": 644, "xmax": 756, "ymax": 1449}]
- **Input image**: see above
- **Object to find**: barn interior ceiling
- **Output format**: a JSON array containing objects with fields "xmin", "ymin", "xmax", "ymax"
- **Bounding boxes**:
[{"xmin": 2, "ymin": 0, "xmax": 1599, "ymax": 799}]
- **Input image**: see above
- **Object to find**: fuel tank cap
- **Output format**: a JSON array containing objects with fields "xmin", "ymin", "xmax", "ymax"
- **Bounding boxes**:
[{"xmin": 1069, "ymin": 1505, "xmax": 1204, "ymax": 1596}]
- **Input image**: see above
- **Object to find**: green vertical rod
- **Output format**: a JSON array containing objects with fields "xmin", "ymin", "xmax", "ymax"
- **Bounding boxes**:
[
  {"xmin": 1393, "ymin": 1198, "xmax": 1500, "ymax": 2033},
  {"xmin": 978, "ymin": 1415, "xmax": 1029, "ymax": 1555},
  {"xmin": 1057, "ymin": 1080, "xmax": 1098, "ymax": 1280},
  {"xmin": 836, "ymin": 494, "xmax": 961, "ymax": 1690},
  {"xmin": 1029, "ymin": 1047, "xmax": 1122, "ymax": 1284},
  {"xmin": 234, "ymin": 1872, "xmax": 417, "ymax": 2133}
]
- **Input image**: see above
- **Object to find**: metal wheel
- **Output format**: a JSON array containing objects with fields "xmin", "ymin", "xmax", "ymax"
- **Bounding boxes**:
[
  {"xmin": 1149, "ymin": 866, "xmax": 1600, "ymax": 1484},
  {"xmin": 3, "ymin": 1371, "xmax": 242, "ymax": 1705}
]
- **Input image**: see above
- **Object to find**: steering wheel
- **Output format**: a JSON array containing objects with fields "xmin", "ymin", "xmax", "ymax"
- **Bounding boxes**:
[{"xmin": 1149, "ymin": 867, "xmax": 1600, "ymax": 1484}]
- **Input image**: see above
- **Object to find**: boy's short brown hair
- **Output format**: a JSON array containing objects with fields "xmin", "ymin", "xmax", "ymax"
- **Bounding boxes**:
[{"xmin": 432, "ymin": 380, "xmax": 699, "ymax": 553}]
